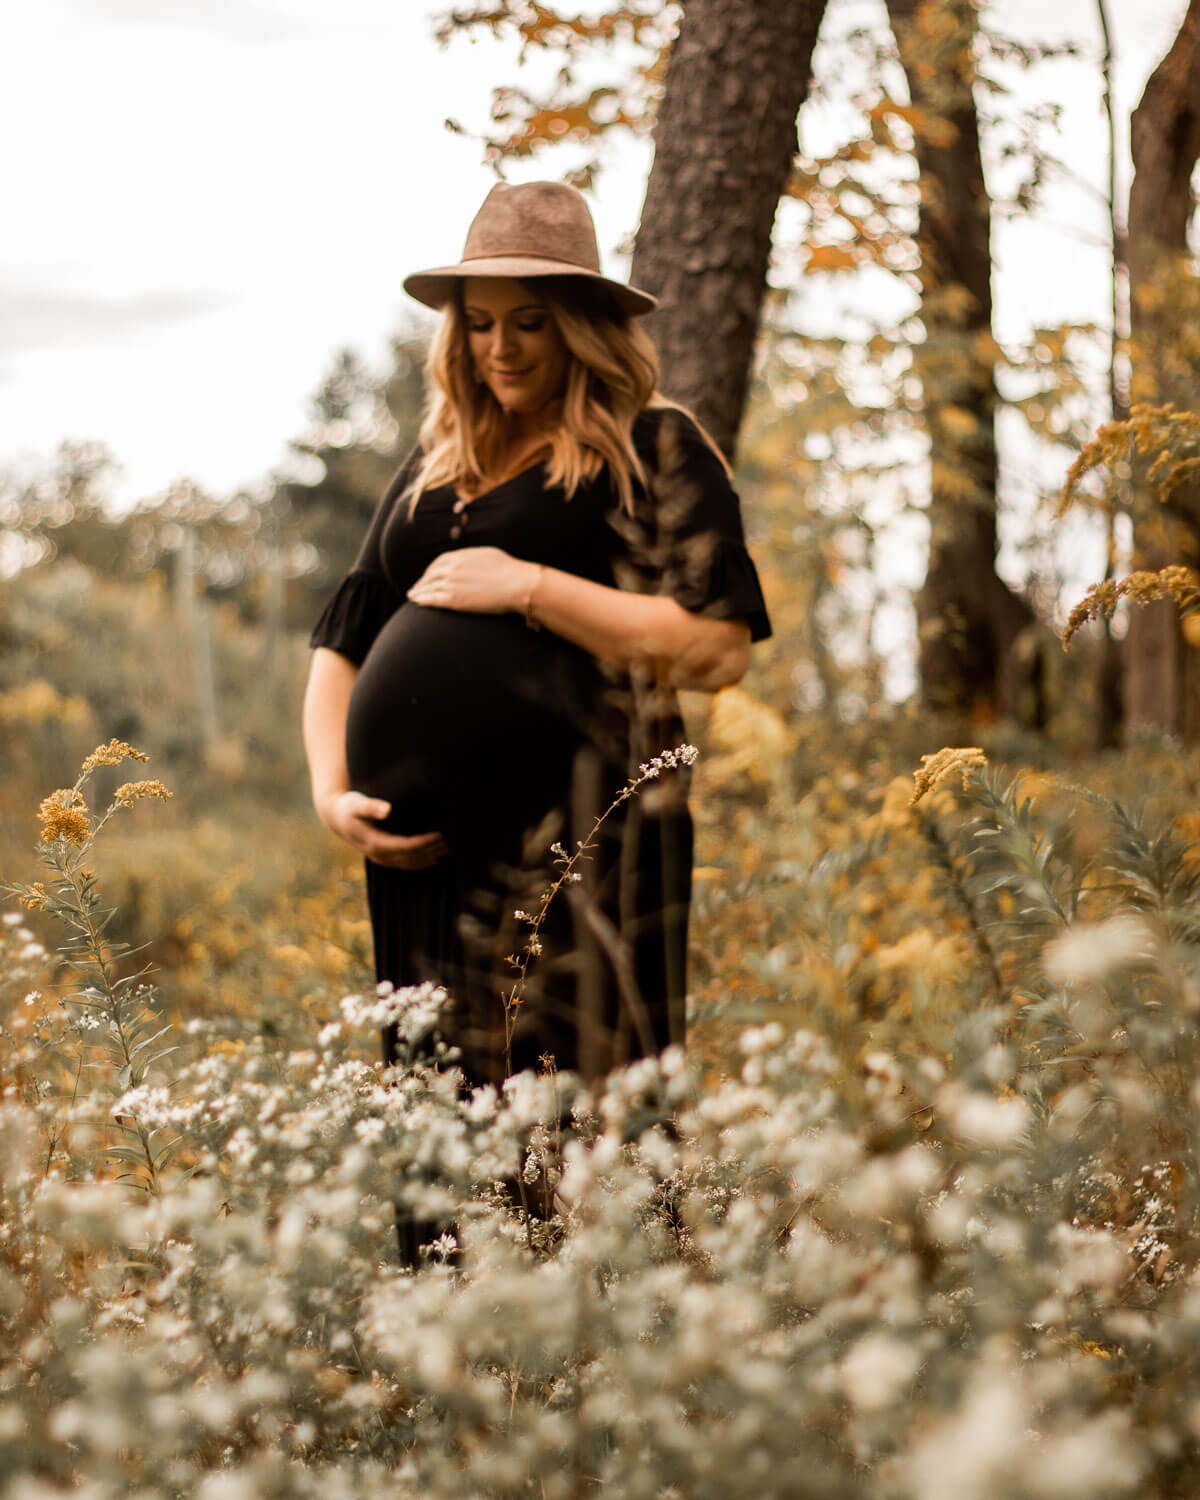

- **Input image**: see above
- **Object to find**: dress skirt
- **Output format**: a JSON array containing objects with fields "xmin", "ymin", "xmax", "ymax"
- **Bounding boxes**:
[{"xmin": 369, "ymin": 738, "xmax": 693, "ymax": 1088}]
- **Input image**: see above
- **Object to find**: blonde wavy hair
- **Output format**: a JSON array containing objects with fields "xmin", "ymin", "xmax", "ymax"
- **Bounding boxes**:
[{"xmin": 404, "ymin": 280, "xmax": 709, "ymax": 517}]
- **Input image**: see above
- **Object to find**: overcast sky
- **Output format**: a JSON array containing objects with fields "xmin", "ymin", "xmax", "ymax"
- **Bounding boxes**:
[{"xmin": 2, "ymin": 0, "xmax": 1191, "ymax": 511}]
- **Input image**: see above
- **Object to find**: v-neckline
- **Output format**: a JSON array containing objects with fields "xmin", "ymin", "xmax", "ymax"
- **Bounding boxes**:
[{"xmin": 452, "ymin": 458, "xmax": 547, "ymax": 509}]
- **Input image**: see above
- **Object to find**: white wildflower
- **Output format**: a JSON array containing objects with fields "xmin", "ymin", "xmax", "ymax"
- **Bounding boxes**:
[
  {"xmin": 1029, "ymin": 1412, "xmax": 1144, "ymax": 1497},
  {"xmin": 637, "ymin": 743, "xmax": 699, "ymax": 782},
  {"xmin": 937, "ymin": 1081, "xmax": 1029, "ymax": 1149},
  {"xmin": 903, "ymin": 1348, "xmax": 1031, "ymax": 1500},
  {"xmin": 840, "ymin": 1332, "xmax": 922, "ymax": 1412},
  {"xmin": 224, "ymin": 1128, "xmax": 257, "ymax": 1167},
  {"xmin": 431, "ymin": 1232, "xmax": 457, "ymax": 1262},
  {"xmin": 197, "ymin": 1470, "xmax": 261, "ymax": 1500},
  {"xmin": 341, "ymin": 980, "xmax": 450, "ymax": 1039},
  {"xmin": 1051, "ymin": 1223, "xmax": 1128, "ymax": 1295},
  {"xmin": 740, "ymin": 1023, "xmax": 786, "ymax": 1056},
  {"xmin": 1043, "ymin": 914, "xmax": 1156, "ymax": 985}
]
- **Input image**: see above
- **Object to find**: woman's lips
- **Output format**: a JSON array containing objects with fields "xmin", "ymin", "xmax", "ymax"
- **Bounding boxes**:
[{"xmin": 491, "ymin": 367, "xmax": 531, "ymax": 379}]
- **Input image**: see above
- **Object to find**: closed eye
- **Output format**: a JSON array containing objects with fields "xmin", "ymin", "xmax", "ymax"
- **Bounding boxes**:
[{"xmin": 465, "ymin": 306, "xmax": 547, "ymax": 333}]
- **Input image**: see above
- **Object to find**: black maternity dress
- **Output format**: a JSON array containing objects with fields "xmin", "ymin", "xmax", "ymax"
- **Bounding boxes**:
[{"xmin": 309, "ymin": 405, "xmax": 771, "ymax": 1088}]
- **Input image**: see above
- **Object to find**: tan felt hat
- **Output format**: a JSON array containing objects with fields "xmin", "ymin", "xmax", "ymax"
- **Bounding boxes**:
[{"xmin": 403, "ymin": 180, "xmax": 657, "ymax": 318}]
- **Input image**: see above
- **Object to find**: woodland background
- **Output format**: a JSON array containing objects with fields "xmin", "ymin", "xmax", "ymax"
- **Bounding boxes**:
[{"xmin": 4, "ymin": 0, "xmax": 1200, "ymax": 1037}]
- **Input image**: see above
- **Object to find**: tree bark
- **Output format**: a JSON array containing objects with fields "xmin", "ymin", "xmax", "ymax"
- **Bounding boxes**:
[
  {"xmin": 1128, "ymin": 0, "xmax": 1200, "ymax": 250},
  {"xmin": 885, "ymin": 0, "xmax": 1039, "ymax": 720},
  {"xmin": 630, "ymin": 0, "xmax": 828, "ymax": 462},
  {"xmin": 1123, "ymin": 0, "xmax": 1200, "ymax": 739}
]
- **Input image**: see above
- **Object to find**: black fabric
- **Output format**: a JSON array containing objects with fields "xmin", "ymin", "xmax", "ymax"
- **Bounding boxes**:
[
  {"xmin": 307, "ymin": 569, "xmax": 405, "ymax": 669},
  {"xmin": 309, "ymin": 406, "xmax": 771, "ymax": 1087},
  {"xmin": 625, "ymin": 407, "xmax": 772, "ymax": 643}
]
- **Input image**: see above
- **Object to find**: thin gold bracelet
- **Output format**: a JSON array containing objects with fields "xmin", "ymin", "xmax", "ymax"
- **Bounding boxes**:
[{"xmin": 523, "ymin": 564, "xmax": 545, "ymax": 631}]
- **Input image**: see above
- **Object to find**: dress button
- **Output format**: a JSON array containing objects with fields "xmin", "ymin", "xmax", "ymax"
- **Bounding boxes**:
[{"xmin": 450, "ymin": 524, "xmax": 462, "ymax": 539}]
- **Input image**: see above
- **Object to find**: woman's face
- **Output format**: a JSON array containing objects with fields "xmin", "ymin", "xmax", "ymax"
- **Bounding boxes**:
[{"xmin": 462, "ymin": 277, "xmax": 570, "ymax": 417}]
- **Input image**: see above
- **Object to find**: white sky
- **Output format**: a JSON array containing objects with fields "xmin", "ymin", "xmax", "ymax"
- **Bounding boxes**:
[{"xmin": 1, "ymin": 0, "xmax": 1191, "ymax": 513}]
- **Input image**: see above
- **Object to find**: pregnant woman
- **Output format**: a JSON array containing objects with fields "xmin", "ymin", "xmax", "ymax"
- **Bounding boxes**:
[{"xmin": 302, "ymin": 180, "xmax": 771, "ymax": 1090}]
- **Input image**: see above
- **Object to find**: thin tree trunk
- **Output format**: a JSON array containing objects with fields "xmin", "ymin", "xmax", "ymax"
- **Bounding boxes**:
[
  {"xmin": 885, "ymin": 0, "xmax": 1038, "ymax": 720},
  {"xmin": 630, "ymin": 0, "xmax": 829, "ymax": 461},
  {"xmin": 1123, "ymin": 0, "xmax": 1200, "ymax": 739},
  {"xmin": 1095, "ymin": 0, "xmax": 1128, "ymax": 748},
  {"xmin": 262, "ymin": 546, "xmax": 285, "ymax": 682},
  {"xmin": 194, "ymin": 595, "xmax": 219, "ymax": 750},
  {"xmin": 174, "ymin": 528, "xmax": 196, "ymax": 634}
]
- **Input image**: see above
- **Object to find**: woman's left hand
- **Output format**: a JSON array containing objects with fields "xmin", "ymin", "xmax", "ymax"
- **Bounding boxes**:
[{"xmin": 406, "ymin": 546, "xmax": 536, "ymax": 615}]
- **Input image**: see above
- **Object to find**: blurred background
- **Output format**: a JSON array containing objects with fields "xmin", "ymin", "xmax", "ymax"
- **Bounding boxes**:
[{"xmin": 3, "ymin": 0, "xmax": 1198, "ymax": 1061}]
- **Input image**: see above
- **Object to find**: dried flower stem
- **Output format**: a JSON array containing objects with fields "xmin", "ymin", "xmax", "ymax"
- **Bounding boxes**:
[
  {"xmin": 5, "ymin": 742, "xmax": 176, "ymax": 1192},
  {"xmin": 910, "ymin": 747, "xmax": 988, "ymax": 806},
  {"xmin": 1062, "ymin": 565, "xmax": 1200, "ymax": 649},
  {"xmin": 501, "ymin": 744, "xmax": 699, "ymax": 1079}
]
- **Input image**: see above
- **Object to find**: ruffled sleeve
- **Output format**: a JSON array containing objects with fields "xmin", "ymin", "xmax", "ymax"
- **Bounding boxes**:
[
  {"xmin": 308, "ymin": 569, "xmax": 404, "ymax": 667},
  {"xmin": 307, "ymin": 449, "xmax": 419, "ymax": 666},
  {"xmin": 670, "ymin": 535, "xmax": 772, "ymax": 644},
  {"xmin": 620, "ymin": 408, "xmax": 772, "ymax": 642}
]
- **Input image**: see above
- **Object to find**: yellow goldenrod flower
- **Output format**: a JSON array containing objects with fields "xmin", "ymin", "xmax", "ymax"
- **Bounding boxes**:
[
  {"xmin": 37, "ymin": 789, "xmax": 91, "ymax": 845},
  {"xmin": 1062, "ymin": 565, "xmax": 1200, "ymax": 650},
  {"xmin": 19, "ymin": 882, "xmax": 48, "ymax": 910},
  {"xmin": 81, "ymin": 739, "xmax": 150, "ymax": 774},
  {"xmin": 112, "ymin": 779, "xmax": 173, "ymax": 807},
  {"xmin": 910, "ymin": 747, "xmax": 987, "ymax": 806}
]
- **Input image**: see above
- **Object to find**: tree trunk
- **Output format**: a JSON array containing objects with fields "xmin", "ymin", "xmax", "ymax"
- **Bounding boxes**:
[
  {"xmin": 1123, "ymin": 0, "xmax": 1200, "ymax": 739},
  {"xmin": 630, "ymin": 0, "xmax": 829, "ymax": 461},
  {"xmin": 192, "ymin": 594, "xmax": 220, "ymax": 752},
  {"xmin": 1128, "ymin": 0, "xmax": 1200, "ymax": 251},
  {"xmin": 885, "ymin": 0, "xmax": 1039, "ymax": 721}
]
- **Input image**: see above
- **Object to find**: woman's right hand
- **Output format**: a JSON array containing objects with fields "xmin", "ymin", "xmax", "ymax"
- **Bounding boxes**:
[{"xmin": 318, "ymin": 790, "xmax": 447, "ymax": 869}]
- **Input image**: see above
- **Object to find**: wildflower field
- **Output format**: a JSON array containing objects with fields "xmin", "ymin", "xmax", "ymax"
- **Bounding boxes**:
[{"xmin": 5, "ymin": 573, "xmax": 1200, "ymax": 1500}]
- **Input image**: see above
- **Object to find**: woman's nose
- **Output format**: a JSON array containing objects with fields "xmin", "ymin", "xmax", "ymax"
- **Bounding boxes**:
[{"xmin": 492, "ymin": 321, "xmax": 517, "ymax": 359}]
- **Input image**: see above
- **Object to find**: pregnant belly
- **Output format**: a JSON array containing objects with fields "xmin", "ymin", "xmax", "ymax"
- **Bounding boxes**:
[{"xmin": 347, "ymin": 603, "xmax": 597, "ymax": 844}]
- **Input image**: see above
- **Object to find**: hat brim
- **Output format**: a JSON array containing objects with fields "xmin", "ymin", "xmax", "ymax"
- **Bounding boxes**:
[{"xmin": 403, "ymin": 255, "xmax": 657, "ymax": 318}]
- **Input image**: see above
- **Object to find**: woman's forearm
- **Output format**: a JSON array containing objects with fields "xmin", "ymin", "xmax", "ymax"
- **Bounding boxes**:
[
  {"xmin": 302, "ymin": 648, "xmax": 357, "ymax": 811},
  {"xmin": 525, "ymin": 565, "xmax": 751, "ymax": 691},
  {"xmin": 405, "ymin": 545, "xmax": 753, "ymax": 691}
]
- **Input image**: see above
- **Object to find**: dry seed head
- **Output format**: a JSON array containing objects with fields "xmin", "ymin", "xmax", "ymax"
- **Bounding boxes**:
[
  {"xmin": 81, "ymin": 739, "xmax": 150, "ymax": 774},
  {"xmin": 113, "ymin": 779, "xmax": 173, "ymax": 807},
  {"xmin": 910, "ymin": 747, "xmax": 987, "ymax": 806},
  {"xmin": 1059, "ymin": 403, "xmax": 1200, "ymax": 516},
  {"xmin": 1062, "ymin": 566, "xmax": 1200, "ymax": 650},
  {"xmin": 19, "ymin": 882, "xmax": 48, "ymax": 911},
  {"xmin": 38, "ymin": 789, "xmax": 91, "ymax": 845}
]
